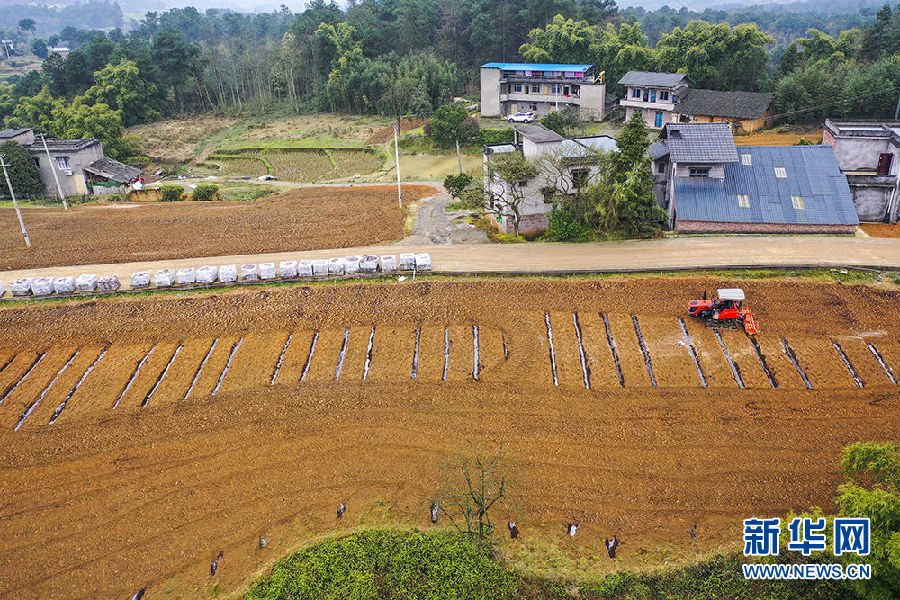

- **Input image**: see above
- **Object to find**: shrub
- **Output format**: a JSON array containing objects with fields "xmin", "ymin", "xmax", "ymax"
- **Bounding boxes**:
[
  {"xmin": 543, "ymin": 203, "xmax": 595, "ymax": 242},
  {"xmin": 541, "ymin": 107, "xmax": 580, "ymax": 136},
  {"xmin": 192, "ymin": 184, "xmax": 219, "ymax": 202},
  {"xmin": 479, "ymin": 128, "xmax": 514, "ymax": 145},
  {"xmin": 159, "ymin": 185, "xmax": 184, "ymax": 202},
  {"xmin": 246, "ymin": 529, "xmax": 520, "ymax": 600},
  {"xmin": 443, "ymin": 173, "xmax": 473, "ymax": 199}
]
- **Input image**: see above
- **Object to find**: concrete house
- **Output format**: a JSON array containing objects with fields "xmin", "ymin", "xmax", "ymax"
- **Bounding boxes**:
[
  {"xmin": 618, "ymin": 71, "xmax": 691, "ymax": 129},
  {"xmin": 673, "ymin": 90, "xmax": 774, "ymax": 133},
  {"xmin": 652, "ymin": 123, "xmax": 858, "ymax": 234},
  {"xmin": 483, "ymin": 124, "xmax": 617, "ymax": 235},
  {"xmin": 822, "ymin": 120, "xmax": 900, "ymax": 222},
  {"xmin": 480, "ymin": 63, "xmax": 607, "ymax": 121},
  {"xmin": 0, "ymin": 128, "xmax": 139, "ymax": 197}
]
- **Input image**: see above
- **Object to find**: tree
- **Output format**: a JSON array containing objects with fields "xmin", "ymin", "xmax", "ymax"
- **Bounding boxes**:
[
  {"xmin": 0, "ymin": 141, "xmax": 43, "ymax": 198},
  {"xmin": 616, "ymin": 111, "xmax": 653, "ymax": 174},
  {"xmin": 444, "ymin": 173, "xmax": 473, "ymax": 200},
  {"xmin": 83, "ymin": 59, "xmax": 160, "ymax": 126},
  {"xmin": 520, "ymin": 15, "xmax": 597, "ymax": 64},
  {"xmin": 541, "ymin": 106, "xmax": 579, "ymax": 136},
  {"xmin": 425, "ymin": 104, "xmax": 479, "ymax": 147},
  {"xmin": 431, "ymin": 442, "xmax": 512, "ymax": 541},
  {"xmin": 31, "ymin": 40, "xmax": 49, "ymax": 60},
  {"xmin": 51, "ymin": 97, "xmax": 136, "ymax": 160},
  {"xmin": 612, "ymin": 159, "xmax": 666, "ymax": 238},
  {"xmin": 18, "ymin": 19, "xmax": 36, "ymax": 38},
  {"xmin": 485, "ymin": 150, "xmax": 538, "ymax": 236}
]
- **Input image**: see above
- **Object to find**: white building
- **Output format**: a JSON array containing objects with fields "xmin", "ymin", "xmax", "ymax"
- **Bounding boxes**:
[
  {"xmin": 480, "ymin": 62, "xmax": 607, "ymax": 121},
  {"xmin": 618, "ymin": 71, "xmax": 691, "ymax": 129},
  {"xmin": 483, "ymin": 124, "xmax": 617, "ymax": 235}
]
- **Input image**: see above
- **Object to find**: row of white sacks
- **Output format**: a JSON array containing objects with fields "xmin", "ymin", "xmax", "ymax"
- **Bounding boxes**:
[
  {"xmin": 0, "ymin": 253, "xmax": 432, "ymax": 298},
  {"xmin": 1, "ymin": 273, "xmax": 122, "ymax": 297},
  {"xmin": 137, "ymin": 253, "xmax": 433, "ymax": 288}
]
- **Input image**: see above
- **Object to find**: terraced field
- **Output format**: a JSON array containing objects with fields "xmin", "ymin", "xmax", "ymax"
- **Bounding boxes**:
[{"xmin": 0, "ymin": 277, "xmax": 897, "ymax": 599}]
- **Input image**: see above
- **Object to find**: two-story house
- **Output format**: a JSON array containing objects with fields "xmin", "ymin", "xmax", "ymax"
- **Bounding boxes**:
[
  {"xmin": 480, "ymin": 63, "xmax": 607, "ymax": 121},
  {"xmin": 483, "ymin": 124, "xmax": 617, "ymax": 235},
  {"xmin": 822, "ymin": 120, "xmax": 900, "ymax": 223},
  {"xmin": 618, "ymin": 71, "xmax": 691, "ymax": 129},
  {"xmin": 652, "ymin": 122, "xmax": 858, "ymax": 234}
]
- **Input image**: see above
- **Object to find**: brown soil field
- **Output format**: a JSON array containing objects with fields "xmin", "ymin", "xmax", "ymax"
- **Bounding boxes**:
[
  {"xmin": 861, "ymin": 223, "xmax": 900, "ymax": 238},
  {"xmin": 734, "ymin": 129, "xmax": 823, "ymax": 146},
  {"xmin": 0, "ymin": 185, "xmax": 435, "ymax": 272},
  {"xmin": 0, "ymin": 277, "xmax": 898, "ymax": 599}
]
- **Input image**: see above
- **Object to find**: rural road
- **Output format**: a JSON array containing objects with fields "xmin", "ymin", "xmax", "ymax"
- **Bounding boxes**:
[{"xmin": 2, "ymin": 235, "xmax": 899, "ymax": 291}]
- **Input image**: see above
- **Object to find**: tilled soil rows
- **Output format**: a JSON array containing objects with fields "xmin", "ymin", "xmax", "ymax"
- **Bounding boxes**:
[
  {"xmin": 0, "ymin": 184, "xmax": 436, "ymax": 271},
  {"xmin": 0, "ymin": 277, "xmax": 898, "ymax": 599}
]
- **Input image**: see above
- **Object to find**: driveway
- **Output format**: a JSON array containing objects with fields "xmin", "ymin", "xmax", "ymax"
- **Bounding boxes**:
[{"xmin": 401, "ymin": 190, "xmax": 488, "ymax": 245}]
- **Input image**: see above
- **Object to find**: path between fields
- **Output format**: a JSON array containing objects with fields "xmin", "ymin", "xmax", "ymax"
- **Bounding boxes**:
[
  {"xmin": 401, "ymin": 189, "xmax": 488, "ymax": 245},
  {"xmin": 2, "ymin": 236, "xmax": 899, "ymax": 290}
]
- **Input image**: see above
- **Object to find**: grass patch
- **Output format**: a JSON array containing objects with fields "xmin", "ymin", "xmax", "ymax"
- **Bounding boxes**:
[
  {"xmin": 216, "ymin": 182, "xmax": 280, "ymax": 202},
  {"xmin": 246, "ymin": 529, "xmax": 519, "ymax": 600},
  {"xmin": 244, "ymin": 529, "xmax": 858, "ymax": 600}
]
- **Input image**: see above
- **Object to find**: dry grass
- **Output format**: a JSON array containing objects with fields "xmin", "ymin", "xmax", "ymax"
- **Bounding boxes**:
[
  {"xmin": 210, "ymin": 156, "xmax": 270, "ymax": 177},
  {"xmin": 228, "ymin": 114, "xmax": 393, "ymax": 147},
  {"xmin": 861, "ymin": 223, "xmax": 900, "ymax": 238},
  {"xmin": 130, "ymin": 116, "xmax": 243, "ymax": 162},
  {"xmin": 734, "ymin": 129, "xmax": 823, "ymax": 146}
]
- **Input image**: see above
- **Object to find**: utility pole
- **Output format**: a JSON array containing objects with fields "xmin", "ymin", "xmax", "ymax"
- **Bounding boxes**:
[
  {"xmin": 38, "ymin": 133, "xmax": 67, "ymax": 210},
  {"xmin": 0, "ymin": 154, "xmax": 32, "ymax": 247},
  {"xmin": 894, "ymin": 90, "xmax": 900, "ymax": 121},
  {"xmin": 392, "ymin": 123, "xmax": 402, "ymax": 208},
  {"xmin": 456, "ymin": 138, "xmax": 463, "ymax": 174}
]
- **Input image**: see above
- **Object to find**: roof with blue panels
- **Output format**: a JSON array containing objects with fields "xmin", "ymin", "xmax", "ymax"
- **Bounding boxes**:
[
  {"xmin": 481, "ymin": 62, "xmax": 592, "ymax": 71},
  {"xmin": 675, "ymin": 145, "xmax": 859, "ymax": 226}
]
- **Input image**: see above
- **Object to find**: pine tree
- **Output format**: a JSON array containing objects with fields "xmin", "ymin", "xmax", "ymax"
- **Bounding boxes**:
[{"xmin": 613, "ymin": 158, "xmax": 666, "ymax": 238}]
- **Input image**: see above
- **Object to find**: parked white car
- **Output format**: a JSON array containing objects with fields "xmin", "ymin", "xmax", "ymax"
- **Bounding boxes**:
[{"xmin": 507, "ymin": 111, "xmax": 535, "ymax": 123}]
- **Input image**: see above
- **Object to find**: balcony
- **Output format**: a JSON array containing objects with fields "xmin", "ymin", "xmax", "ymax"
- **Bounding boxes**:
[
  {"xmin": 619, "ymin": 97, "xmax": 677, "ymax": 111},
  {"xmin": 501, "ymin": 92, "xmax": 581, "ymax": 104}
]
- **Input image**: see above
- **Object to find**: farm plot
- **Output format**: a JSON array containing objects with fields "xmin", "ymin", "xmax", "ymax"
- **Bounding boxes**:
[
  {"xmin": 0, "ymin": 277, "xmax": 898, "ymax": 600},
  {"xmin": 209, "ymin": 155, "xmax": 269, "ymax": 177},
  {"xmin": 0, "ymin": 184, "xmax": 436, "ymax": 270}
]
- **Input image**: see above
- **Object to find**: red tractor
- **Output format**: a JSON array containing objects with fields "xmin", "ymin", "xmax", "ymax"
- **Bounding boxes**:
[{"xmin": 688, "ymin": 288, "xmax": 759, "ymax": 335}]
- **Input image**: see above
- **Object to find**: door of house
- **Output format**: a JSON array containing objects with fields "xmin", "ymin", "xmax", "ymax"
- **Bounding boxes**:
[
  {"xmin": 563, "ymin": 85, "xmax": 570, "ymax": 96},
  {"xmin": 651, "ymin": 90, "xmax": 657, "ymax": 102},
  {"xmin": 877, "ymin": 153, "xmax": 893, "ymax": 175},
  {"xmin": 655, "ymin": 111, "xmax": 664, "ymax": 127}
]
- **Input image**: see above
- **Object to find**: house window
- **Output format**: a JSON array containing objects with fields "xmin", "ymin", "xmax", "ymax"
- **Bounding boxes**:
[
  {"xmin": 688, "ymin": 167, "xmax": 710, "ymax": 177},
  {"xmin": 657, "ymin": 162, "xmax": 666, "ymax": 174},
  {"xmin": 650, "ymin": 89, "xmax": 657, "ymax": 102},
  {"xmin": 542, "ymin": 187, "xmax": 555, "ymax": 203},
  {"xmin": 791, "ymin": 195, "xmax": 805, "ymax": 210},
  {"xmin": 513, "ymin": 84, "xmax": 522, "ymax": 93},
  {"xmin": 877, "ymin": 153, "xmax": 893, "ymax": 175},
  {"xmin": 737, "ymin": 194, "xmax": 750, "ymax": 208},
  {"xmin": 571, "ymin": 168, "xmax": 589, "ymax": 189},
  {"xmin": 632, "ymin": 88, "xmax": 641, "ymax": 98},
  {"xmin": 741, "ymin": 154, "xmax": 752, "ymax": 166},
  {"xmin": 774, "ymin": 167, "xmax": 787, "ymax": 178},
  {"xmin": 55, "ymin": 156, "xmax": 70, "ymax": 170},
  {"xmin": 659, "ymin": 90, "xmax": 670, "ymax": 101}
]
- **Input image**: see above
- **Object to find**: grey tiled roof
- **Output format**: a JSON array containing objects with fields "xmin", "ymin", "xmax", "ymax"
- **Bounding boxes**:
[
  {"xmin": 673, "ymin": 89, "xmax": 773, "ymax": 120},
  {"xmin": 0, "ymin": 128, "xmax": 31, "ymax": 139},
  {"xmin": 27, "ymin": 138, "xmax": 100, "ymax": 152},
  {"xmin": 618, "ymin": 71, "xmax": 691, "ymax": 88},
  {"xmin": 674, "ymin": 145, "xmax": 858, "ymax": 226},
  {"xmin": 513, "ymin": 124, "xmax": 563, "ymax": 143},
  {"xmin": 85, "ymin": 157, "xmax": 142, "ymax": 183},
  {"xmin": 648, "ymin": 140, "xmax": 669, "ymax": 160},
  {"xmin": 664, "ymin": 123, "xmax": 738, "ymax": 163}
]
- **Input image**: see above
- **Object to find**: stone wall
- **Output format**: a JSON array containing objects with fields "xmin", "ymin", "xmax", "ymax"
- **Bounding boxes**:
[{"xmin": 677, "ymin": 220, "xmax": 857, "ymax": 235}]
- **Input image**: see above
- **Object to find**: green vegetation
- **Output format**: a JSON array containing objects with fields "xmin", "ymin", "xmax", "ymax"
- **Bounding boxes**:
[
  {"xmin": 158, "ymin": 185, "xmax": 183, "ymax": 202},
  {"xmin": 541, "ymin": 107, "xmax": 579, "ymax": 137},
  {"xmin": 0, "ymin": 139, "xmax": 42, "ymax": 197},
  {"xmin": 424, "ymin": 104, "xmax": 480, "ymax": 148},
  {"xmin": 443, "ymin": 173, "xmax": 473, "ymax": 201},
  {"xmin": 191, "ymin": 184, "xmax": 218, "ymax": 202},
  {"xmin": 246, "ymin": 530, "xmax": 520, "ymax": 600},
  {"xmin": 543, "ymin": 203, "xmax": 595, "ymax": 242}
]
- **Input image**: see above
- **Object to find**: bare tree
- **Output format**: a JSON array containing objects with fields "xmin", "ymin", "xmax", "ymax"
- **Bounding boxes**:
[
  {"xmin": 430, "ymin": 442, "xmax": 512, "ymax": 541},
  {"xmin": 484, "ymin": 151, "xmax": 537, "ymax": 236}
]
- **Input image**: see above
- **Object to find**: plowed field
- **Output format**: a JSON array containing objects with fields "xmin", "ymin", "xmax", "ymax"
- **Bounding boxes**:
[
  {"xmin": 0, "ymin": 277, "xmax": 898, "ymax": 599},
  {"xmin": 0, "ymin": 184, "xmax": 436, "ymax": 271}
]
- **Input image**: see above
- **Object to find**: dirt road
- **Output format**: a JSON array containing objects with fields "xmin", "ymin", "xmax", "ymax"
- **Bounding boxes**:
[{"xmin": 1, "ymin": 235, "xmax": 898, "ymax": 289}]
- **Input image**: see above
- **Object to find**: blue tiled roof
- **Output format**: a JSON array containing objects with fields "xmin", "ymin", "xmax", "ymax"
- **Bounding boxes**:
[
  {"xmin": 481, "ymin": 62, "xmax": 592, "ymax": 72},
  {"xmin": 675, "ymin": 145, "xmax": 859, "ymax": 226}
]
